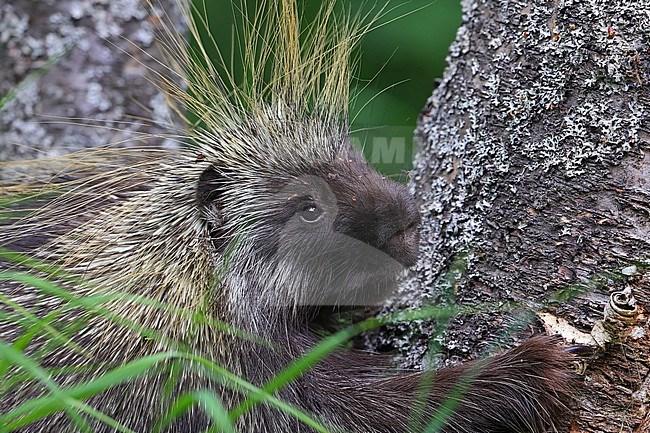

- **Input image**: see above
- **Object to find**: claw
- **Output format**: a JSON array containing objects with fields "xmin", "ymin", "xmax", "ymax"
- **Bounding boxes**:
[{"xmin": 565, "ymin": 344, "xmax": 595, "ymax": 356}]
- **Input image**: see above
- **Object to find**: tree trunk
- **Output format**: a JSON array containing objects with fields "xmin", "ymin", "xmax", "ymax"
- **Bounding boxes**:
[
  {"xmin": 0, "ymin": 0, "xmax": 181, "ymax": 162},
  {"xmin": 373, "ymin": 0, "xmax": 650, "ymax": 432}
]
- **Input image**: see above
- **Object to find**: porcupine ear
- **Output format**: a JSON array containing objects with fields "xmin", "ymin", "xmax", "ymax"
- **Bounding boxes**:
[{"xmin": 197, "ymin": 165, "xmax": 229, "ymax": 252}]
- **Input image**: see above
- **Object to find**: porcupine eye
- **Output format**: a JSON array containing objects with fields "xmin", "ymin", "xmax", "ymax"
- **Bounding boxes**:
[{"xmin": 297, "ymin": 204, "xmax": 324, "ymax": 223}]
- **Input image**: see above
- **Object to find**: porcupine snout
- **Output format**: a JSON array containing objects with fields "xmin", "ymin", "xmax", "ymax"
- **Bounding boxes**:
[
  {"xmin": 267, "ymin": 150, "xmax": 421, "ymax": 307},
  {"xmin": 326, "ymin": 153, "xmax": 421, "ymax": 268}
]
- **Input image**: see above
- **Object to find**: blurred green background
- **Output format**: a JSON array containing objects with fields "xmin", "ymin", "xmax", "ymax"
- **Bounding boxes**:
[{"xmin": 192, "ymin": 0, "xmax": 462, "ymax": 180}]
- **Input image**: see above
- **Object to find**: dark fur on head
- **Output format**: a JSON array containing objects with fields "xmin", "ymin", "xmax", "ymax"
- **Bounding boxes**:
[{"xmin": 196, "ymin": 144, "xmax": 420, "ymax": 314}]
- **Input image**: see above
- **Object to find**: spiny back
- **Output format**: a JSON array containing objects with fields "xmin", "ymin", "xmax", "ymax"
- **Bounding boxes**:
[
  {"xmin": 0, "ymin": 0, "xmax": 383, "ymax": 342},
  {"xmin": 156, "ymin": 0, "xmax": 373, "ymax": 165}
]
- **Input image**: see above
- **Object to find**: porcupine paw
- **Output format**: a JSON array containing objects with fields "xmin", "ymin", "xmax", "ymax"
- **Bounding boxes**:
[{"xmin": 479, "ymin": 335, "xmax": 580, "ymax": 433}]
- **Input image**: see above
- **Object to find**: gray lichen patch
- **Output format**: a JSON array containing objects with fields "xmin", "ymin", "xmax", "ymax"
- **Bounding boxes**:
[
  {"xmin": 0, "ymin": 0, "xmax": 183, "ymax": 162},
  {"xmin": 370, "ymin": 0, "xmax": 650, "ymax": 386}
]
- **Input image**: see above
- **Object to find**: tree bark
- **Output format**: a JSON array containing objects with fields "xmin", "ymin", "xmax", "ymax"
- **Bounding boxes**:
[
  {"xmin": 373, "ymin": 0, "xmax": 650, "ymax": 432},
  {"xmin": 0, "ymin": 0, "xmax": 181, "ymax": 162}
]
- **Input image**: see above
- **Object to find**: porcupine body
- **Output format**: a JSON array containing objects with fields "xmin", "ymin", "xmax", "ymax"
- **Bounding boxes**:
[{"xmin": 0, "ymin": 1, "xmax": 577, "ymax": 432}]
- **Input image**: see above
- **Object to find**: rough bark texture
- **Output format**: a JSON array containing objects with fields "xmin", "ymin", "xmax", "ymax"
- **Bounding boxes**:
[
  {"xmin": 0, "ymin": 0, "xmax": 181, "ymax": 162},
  {"xmin": 372, "ymin": 0, "xmax": 650, "ymax": 432}
]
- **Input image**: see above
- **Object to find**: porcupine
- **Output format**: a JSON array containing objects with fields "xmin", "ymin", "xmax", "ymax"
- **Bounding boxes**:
[{"xmin": 0, "ymin": 1, "xmax": 578, "ymax": 432}]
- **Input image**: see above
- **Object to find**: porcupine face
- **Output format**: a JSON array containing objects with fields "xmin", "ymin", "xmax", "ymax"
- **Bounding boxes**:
[{"xmin": 197, "ymin": 138, "xmax": 420, "ymax": 308}]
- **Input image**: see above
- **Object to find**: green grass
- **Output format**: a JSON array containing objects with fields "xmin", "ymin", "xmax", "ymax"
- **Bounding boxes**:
[
  {"xmin": 0, "ymin": 242, "xmax": 574, "ymax": 433},
  {"xmin": 0, "ymin": 207, "xmax": 594, "ymax": 433},
  {"xmin": 0, "ymin": 248, "xmax": 417, "ymax": 431}
]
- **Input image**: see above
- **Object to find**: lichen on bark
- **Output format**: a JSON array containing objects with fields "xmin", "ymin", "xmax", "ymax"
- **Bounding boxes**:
[
  {"xmin": 371, "ymin": 0, "xmax": 649, "ymax": 431},
  {"xmin": 0, "ymin": 0, "xmax": 182, "ymax": 161}
]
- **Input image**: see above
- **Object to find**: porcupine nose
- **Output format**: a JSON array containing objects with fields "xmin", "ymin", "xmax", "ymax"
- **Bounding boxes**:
[
  {"xmin": 335, "ymin": 174, "xmax": 421, "ymax": 268},
  {"xmin": 376, "ymin": 182, "xmax": 421, "ymax": 267},
  {"xmin": 328, "ymin": 156, "xmax": 421, "ymax": 268}
]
